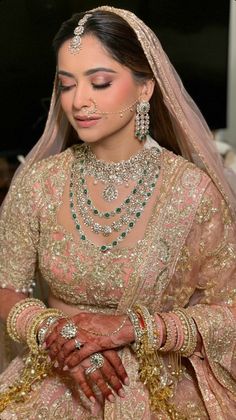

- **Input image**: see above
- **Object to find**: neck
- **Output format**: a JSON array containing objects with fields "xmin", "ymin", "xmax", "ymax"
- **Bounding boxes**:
[{"xmin": 88, "ymin": 134, "xmax": 145, "ymax": 163}]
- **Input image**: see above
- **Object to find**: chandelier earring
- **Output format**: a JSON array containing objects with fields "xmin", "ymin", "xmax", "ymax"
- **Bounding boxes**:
[{"xmin": 135, "ymin": 100, "xmax": 150, "ymax": 141}]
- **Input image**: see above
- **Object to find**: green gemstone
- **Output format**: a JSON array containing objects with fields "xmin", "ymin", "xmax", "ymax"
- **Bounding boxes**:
[
  {"xmin": 94, "ymin": 209, "xmax": 98, "ymax": 214},
  {"xmin": 136, "ymin": 212, "xmax": 141, "ymax": 218},
  {"xmin": 112, "ymin": 241, "xmax": 117, "ymax": 246},
  {"xmin": 138, "ymin": 179, "xmax": 143, "ymax": 184},
  {"xmin": 72, "ymin": 213, "xmax": 76, "ymax": 219},
  {"xmin": 105, "ymin": 213, "xmax": 110, "ymax": 218},
  {"xmin": 87, "ymin": 199, "xmax": 91, "ymax": 205},
  {"xmin": 125, "ymin": 198, "xmax": 130, "ymax": 204},
  {"xmin": 116, "ymin": 208, "xmax": 121, "ymax": 213},
  {"xmin": 69, "ymin": 192, "xmax": 73, "ymax": 197},
  {"xmin": 121, "ymin": 232, "xmax": 126, "ymax": 238},
  {"xmin": 81, "ymin": 235, "xmax": 86, "ymax": 240},
  {"xmin": 83, "ymin": 189, "xmax": 87, "ymax": 194},
  {"xmin": 70, "ymin": 202, "xmax": 74, "ymax": 208},
  {"xmin": 70, "ymin": 182, "xmax": 73, "ymax": 187},
  {"xmin": 76, "ymin": 224, "xmax": 80, "ymax": 230},
  {"xmin": 81, "ymin": 178, "xmax": 85, "ymax": 184},
  {"xmin": 147, "ymin": 192, "xmax": 151, "ymax": 197},
  {"xmin": 133, "ymin": 188, "xmax": 137, "ymax": 194},
  {"xmin": 142, "ymin": 202, "xmax": 146, "ymax": 206},
  {"xmin": 101, "ymin": 245, "xmax": 107, "ymax": 251},
  {"xmin": 144, "ymin": 169, "xmax": 147, "ymax": 175},
  {"xmin": 129, "ymin": 222, "xmax": 134, "ymax": 227},
  {"xmin": 151, "ymin": 183, "xmax": 155, "ymax": 187}
]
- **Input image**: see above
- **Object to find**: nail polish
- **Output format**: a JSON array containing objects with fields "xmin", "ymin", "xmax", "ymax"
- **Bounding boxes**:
[
  {"xmin": 118, "ymin": 388, "xmax": 125, "ymax": 398},
  {"xmin": 90, "ymin": 396, "xmax": 96, "ymax": 404},
  {"xmin": 124, "ymin": 377, "xmax": 130, "ymax": 386},
  {"xmin": 62, "ymin": 365, "xmax": 69, "ymax": 371},
  {"xmin": 108, "ymin": 394, "xmax": 115, "ymax": 403},
  {"xmin": 54, "ymin": 361, "xmax": 59, "ymax": 368}
]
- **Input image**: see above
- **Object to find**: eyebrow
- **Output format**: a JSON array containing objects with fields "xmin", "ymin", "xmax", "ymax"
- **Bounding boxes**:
[{"xmin": 57, "ymin": 67, "xmax": 117, "ymax": 78}]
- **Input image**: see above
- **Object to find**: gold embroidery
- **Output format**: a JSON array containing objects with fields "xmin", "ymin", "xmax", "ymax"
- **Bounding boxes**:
[
  {"xmin": 176, "ymin": 246, "xmax": 191, "ymax": 273},
  {"xmin": 196, "ymin": 196, "xmax": 218, "ymax": 224}
]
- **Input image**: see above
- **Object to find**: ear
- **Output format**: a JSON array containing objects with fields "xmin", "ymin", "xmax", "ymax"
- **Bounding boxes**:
[{"xmin": 140, "ymin": 78, "xmax": 155, "ymax": 102}]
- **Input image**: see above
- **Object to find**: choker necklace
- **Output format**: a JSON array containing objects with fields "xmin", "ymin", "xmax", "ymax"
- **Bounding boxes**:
[{"xmin": 76, "ymin": 144, "xmax": 157, "ymax": 202}]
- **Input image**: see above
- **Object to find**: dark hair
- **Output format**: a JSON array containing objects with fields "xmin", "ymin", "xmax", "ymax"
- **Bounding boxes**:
[{"xmin": 53, "ymin": 10, "xmax": 180, "ymax": 154}]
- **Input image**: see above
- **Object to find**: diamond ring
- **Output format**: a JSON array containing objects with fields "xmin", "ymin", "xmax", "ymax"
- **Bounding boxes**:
[
  {"xmin": 74, "ymin": 338, "xmax": 83, "ymax": 350},
  {"xmin": 60, "ymin": 322, "xmax": 78, "ymax": 340},
  {"xmin": 85, "ymin": 352, "xmax": 105, "ymax": 376}
]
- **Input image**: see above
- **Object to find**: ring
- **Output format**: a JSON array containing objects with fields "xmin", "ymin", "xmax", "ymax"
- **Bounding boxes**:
[
  {"xmin": 74, "ymin": 338, "xmax": 83, "ymax": 350},
  {"xmin": 85, "ymin": 352, "xmax": 105, "ymax": 376},
  {"xmin": 60, "ymin": 322, "xmax": 78, "ymax": 340},
  {"xmin": 90, "ymin": 352, "xmax": 104, "ymax": 368},
  {"xmin": 85, "ymin": 365, "xmax": 97, "ymax": 376}
]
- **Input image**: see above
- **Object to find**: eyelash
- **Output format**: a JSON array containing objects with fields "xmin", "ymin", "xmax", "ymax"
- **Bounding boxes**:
[{"xmin": 58, "ymin": 82, "xmax": 112, "ymax": 92}]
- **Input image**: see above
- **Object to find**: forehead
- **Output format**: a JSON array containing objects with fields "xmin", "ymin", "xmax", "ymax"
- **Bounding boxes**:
[{"xmin": 58, "ymin": 34, "xmax": 123, "ymax": 73}]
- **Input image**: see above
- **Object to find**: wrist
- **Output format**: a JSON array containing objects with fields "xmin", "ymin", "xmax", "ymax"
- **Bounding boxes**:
[{"xmin": 114, "ymin": 315, "xmax": 135, "ymax": 346}]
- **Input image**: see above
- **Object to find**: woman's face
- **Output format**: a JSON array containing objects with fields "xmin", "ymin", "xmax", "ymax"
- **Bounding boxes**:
[{"xmin": 57, "ymin": 34, "xmax": 148, "ymax": 145}]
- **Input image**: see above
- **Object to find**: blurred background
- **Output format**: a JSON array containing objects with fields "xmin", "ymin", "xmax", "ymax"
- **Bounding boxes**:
[{"xmin": 0, "ymin": 0, "xmax": 236, "ymax": 203}]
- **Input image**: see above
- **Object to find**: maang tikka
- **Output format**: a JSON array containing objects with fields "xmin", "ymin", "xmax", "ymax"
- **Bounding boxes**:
[
  {"xmin": 135, "ymin": 101, "xmax": 150, "ymax": 141},
  {"xmin": 69, "ymin": 13, "xmax": 92, "ymax": 54}
]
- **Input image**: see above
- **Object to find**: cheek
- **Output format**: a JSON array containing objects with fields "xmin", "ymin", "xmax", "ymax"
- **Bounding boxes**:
[
  {"xmin": 102, "ymin": 81, "xmax": 139, "ymax": 110},
  {"xmin": 60, "ymin": 94, "xmax": 72, "ymax": 115}
]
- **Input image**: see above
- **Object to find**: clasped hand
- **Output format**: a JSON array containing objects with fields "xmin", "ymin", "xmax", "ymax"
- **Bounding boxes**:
[{"xmin": 44, "ymin": 312, "xmax": 133, "ymax": 404}]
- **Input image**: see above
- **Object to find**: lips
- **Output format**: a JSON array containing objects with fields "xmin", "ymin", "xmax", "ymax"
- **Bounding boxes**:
[
  {"xmin": 74, "ymin": 115, "xmax": 101, "ymax": 128},
  {"xmin": 74, "ymin": 115, "xmax": 101, "ymax": 121}
]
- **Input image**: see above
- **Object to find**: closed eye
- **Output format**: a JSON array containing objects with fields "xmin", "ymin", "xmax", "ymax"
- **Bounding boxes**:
[
  {"xmin": 58, "ymin": 84, "xmax": 75, "ymax": 92},
  {"xmin": 92, "ymin": 82, "xmax": 112, "ymax": 89}
]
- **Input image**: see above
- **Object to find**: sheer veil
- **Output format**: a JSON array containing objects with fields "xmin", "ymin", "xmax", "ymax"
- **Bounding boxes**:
[{"xmin": 1, "ymin": 4, "xmax": 236, "ymax": 220}]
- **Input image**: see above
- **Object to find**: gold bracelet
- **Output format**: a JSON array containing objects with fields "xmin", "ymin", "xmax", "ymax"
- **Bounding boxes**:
[
  {"xmin": 127, "ymin": 308, "xmax": 144, "ymax": 352},
  {"xmin": 173, "ymin": 309, "xmax": 197, "ymax": 357},
  {"xmin": 6, "ymin": 298, "xmax": 46, "ymax": 343},
  {"xmin": 134, "ymin": 304, "xmax": 156, "ymax": 351},
  {"xmin": 26, "ymin": 309, "xmax": 65, "ymax": 354}
]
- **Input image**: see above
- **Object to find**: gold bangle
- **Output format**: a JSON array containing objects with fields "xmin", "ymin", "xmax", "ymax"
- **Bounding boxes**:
[
  {"xmin": 173, "ymin": 309, "xmax": 197, "ymax": 357},
  {"xmin": 26, "ymin": 309, "xmax": 64, "ymax": 354},
  {"xmin": 6, "ymin": 298, "xmax": 46, "ymax": 343},
  {"xmin": 134, "ymin": 304, "xmax": 156, "ymax": 351}
]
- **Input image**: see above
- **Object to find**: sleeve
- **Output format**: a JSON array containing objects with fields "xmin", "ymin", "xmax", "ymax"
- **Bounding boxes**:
[
  {"xmin": 183, "ymin": 181, "xmax": 236, "ymax": 417},
  {"xmin": 0, "ymin": 167, "xmax": 41, "ymax": 294}
]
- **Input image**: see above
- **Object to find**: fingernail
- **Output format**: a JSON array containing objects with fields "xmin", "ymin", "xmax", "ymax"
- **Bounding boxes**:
[
  {"xmin": 90, "ymin": 396, "xmax": 96, "ymax": 404},
  {"xmin": 124, "ymin": 377, "xmax": 130, "ymax": 386},
  {"xmin": 47, "ymin": 355, "xmax": 51, "ymax": 363},
  {"xmin": 42, "ymin": 342, "xmax": 47, "ymax": 349},
  {"xmin": 62, "ymin": 365, "xmax": 69, "ymax": 371},
  {"xmin": 118, "ymin": 388, "xmax": 125, "ymax": 398},
  {"xmin": 108, "ymin": 394, "xmax": 115, "ymax": 403},
  {"xmin": 54, "ymin": 361, "xmax": 59, "ymax": 368}
]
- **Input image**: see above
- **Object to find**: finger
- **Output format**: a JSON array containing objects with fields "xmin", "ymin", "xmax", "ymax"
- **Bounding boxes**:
[
  {"xmin": 70, "ymin": 366, "xmax": 97, "ymax": 402},
  {"xmin": 45, "ymin": 319, "xmax": 66, "ymax": 348},
  {"xmin": 87, "ymin": 369, "xmax": 115, "ymax": 403},
  {"xmin": 65, "ymin": 344, "xmax": 100, "ymax": 369},
  {"xmin": 100, "ymin": 358, "xmax": 125, "ymax": 398},
  {"xmin": 103, "ymin": 350, "xmax": 129, "ymax": 385},
  {"xmin": 57, "ymin": 337, "xmax": 85, "ymax": 367}
]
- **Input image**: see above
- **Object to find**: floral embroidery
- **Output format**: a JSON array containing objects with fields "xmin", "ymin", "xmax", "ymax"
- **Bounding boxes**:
[{"xmin": 196, "ymin": 196, "xmax": 218, "ymax": 224}]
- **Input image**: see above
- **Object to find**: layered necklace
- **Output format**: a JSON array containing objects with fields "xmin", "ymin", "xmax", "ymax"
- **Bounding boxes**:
[{"xmin": 70, "ymin": 144, "xmax": 161, "ymax": 252}]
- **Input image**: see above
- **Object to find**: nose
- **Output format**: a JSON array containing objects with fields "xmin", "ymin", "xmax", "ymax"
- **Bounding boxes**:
[{"xmin": 72, "ymin": 83, "xmax": 91, "ymax": 111}]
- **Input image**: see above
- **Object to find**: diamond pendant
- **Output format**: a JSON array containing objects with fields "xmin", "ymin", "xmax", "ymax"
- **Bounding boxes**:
[{"xmin": 102, "ymin": 184, "xmax": 118, "ymax": 202}]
